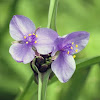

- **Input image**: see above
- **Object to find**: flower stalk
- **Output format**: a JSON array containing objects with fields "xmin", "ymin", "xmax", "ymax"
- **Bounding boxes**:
[{"xmin": 38, "ymin": 69, "xmax": 52, "ymax": 100}]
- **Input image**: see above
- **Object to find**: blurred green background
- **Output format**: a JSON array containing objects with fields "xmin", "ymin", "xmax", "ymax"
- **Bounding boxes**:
[{"xmin": 0, "ymin": 0, "xmax": 100, "ymax": 100}]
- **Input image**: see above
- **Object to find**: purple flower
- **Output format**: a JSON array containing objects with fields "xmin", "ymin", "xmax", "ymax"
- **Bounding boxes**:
[
  {"xmin": 9, "ymin": 15, "xmax": 58, "ymax": 64},
  {"xmin": 51, "ymin": 31, "xmax": 90, "ymax": 83}
]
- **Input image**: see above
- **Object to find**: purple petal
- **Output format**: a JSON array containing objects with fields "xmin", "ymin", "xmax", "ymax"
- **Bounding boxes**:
[
  {"xmin": 51, "ymin": 52, "xmax": 76, "ymax": 83},
  {"xmin": 51, "ymin": 46, "xmax": 58, "ymax": 56},
  {"xmin": 64, "ymin": 31, "xmax": 90, "ymax": 54},
  {"xmin": 51, "ymin": 36, "xmax": 67, "ymax": 56},
  {"xmin": 35, "ymin": 28, "xmax": 58, "ymax": 54},
  {"xmin": 51, "ymin": 37, "xmax": 62, "ymax": 56},
  {"xmin": 10, "ymin": 15, "xmax": 36, "ymax": 41},
  {"xmin": 35, "ymin": 44, "xmax": 54, "ymax": 55},
  {"xmin": 9, "ymin": 43, "xmax": 35, "ymax": 64}
]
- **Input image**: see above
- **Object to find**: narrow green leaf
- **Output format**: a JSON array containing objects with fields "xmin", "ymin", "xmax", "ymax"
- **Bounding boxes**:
[
  {"xmin": 76, "ymin": 56, "xmax": 100, "ymax": 70},
  {"xmin": 16, "ymin": 74, "xmax": 35, "ymax": 100}
]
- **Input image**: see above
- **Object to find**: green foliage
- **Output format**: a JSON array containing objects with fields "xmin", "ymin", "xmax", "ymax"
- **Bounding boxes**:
[{"xmin": 0, "ymin": 0, "xmax": 100, "ymax": 100}]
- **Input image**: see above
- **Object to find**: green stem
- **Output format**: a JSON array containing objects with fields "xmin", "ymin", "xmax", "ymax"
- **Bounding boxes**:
[
  {"xmin": 38, "ymin": 0, "xmax": 59, "ymax": 99},
  {"xmin": 38, "ymin": 69, "xmax": 52, "ymax": 100},
  {"xmin": 47, "ymin": 0, "xmax": 59, "ymax": 30}
]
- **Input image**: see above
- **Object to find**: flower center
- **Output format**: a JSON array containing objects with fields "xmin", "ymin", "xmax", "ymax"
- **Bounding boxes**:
[
  {"xmin": 24, "ymin": 33, "xmax": 38, "ymax": 45},
  {"xmin": 62, "ymin": 43, "xmax": 73, "ymax": 54},
  {"xmin": 61, "ymin": 42, "xmax": 78, "ymax": 55}
]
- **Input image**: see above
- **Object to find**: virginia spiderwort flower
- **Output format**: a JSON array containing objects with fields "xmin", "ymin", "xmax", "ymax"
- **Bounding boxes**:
[
  {"xmin": 9, "ymin": 15, "xmax": 58, "ymax": 64},
  {"xmin": 51, "ymin": 31, "xmax": 90, "ymax": 83}
]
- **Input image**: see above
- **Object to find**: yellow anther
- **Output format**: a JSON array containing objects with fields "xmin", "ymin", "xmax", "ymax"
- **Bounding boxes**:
[
  {"xmin": 35, "ymin": 34, "xmax": 38, "ymax": 37},
  {"xmin": 75, "ymin": 49, "xmax": 78, "ymax": 52},
  {"xmin": 72, "ymin": 42, "xmax": 74, "ymax": 45},
  {"xmin": 76, "ymin": 44, "xmax": 78, "ymax": 48},
  {"xmin": 73, "ymin": 55, "xmax": 76, "ymax": 58},
  {"xmin": 26, "ymin": 41, "xmax": 28, "ymax": 44},
  {"xmin": 34, "ymin": 41, "xmax": 37, "ymax": 43},
  {"xmin": 33, "ymin": 33, "xmax": 35, "ymax": 35},
  {"xmin": 67, "ymin": 51, "xmax": 69, "ymax": 54},
  {"xmin": 71, "ymin": 46, "xmax": 73, "ymax": 49},
  {"xmin": 24, "ymin": 36, "xmax": 26, "ymax": 39},
  {"xmin": 28, "ymin": 34, "xmax": 32, "ymax": 36}
]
